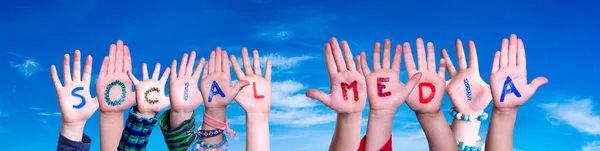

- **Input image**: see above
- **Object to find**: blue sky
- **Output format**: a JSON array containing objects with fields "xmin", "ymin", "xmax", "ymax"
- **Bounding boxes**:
[{"xmin": 0, "ymin": 0, "xmax": 599, "ymax": 150}]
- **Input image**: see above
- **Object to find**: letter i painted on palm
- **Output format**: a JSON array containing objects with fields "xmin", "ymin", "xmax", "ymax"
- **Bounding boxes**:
[
  {"xmin": 464, "ymin": 78, "xmax": 472, "ymax": 101},
  {"xmin": 500, "ymin": 76, "xmax": 521, "ymax": 102},
  {"xmin": 208, "ymin": 81, "xmax": 226, "ymax": 102}
]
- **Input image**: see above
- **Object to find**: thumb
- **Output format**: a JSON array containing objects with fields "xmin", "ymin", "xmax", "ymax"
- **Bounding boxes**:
[
  {"xmin": 529, "ymin": 76, "xmax": 548, "ymax": 92},
  {"xmin": 404, "ymin": 72, "xmax": 423, "ymax": 94},
  {"xmin": 305, "ymin": 89, "xmax": 331, "ymax": 106},
  {"xmin": 127, "ymin": 71, "xmax": 140, "ymax": 84},
  {"xmin": 231, "ymin": 80, "xmax": 251, "ymax": 95}
]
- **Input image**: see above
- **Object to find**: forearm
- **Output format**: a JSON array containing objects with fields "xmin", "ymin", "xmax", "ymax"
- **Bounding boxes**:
[
  {"xmin": 450, "ymin": 114, "xmax": 482, "ymax": 145},
  {"xmin": 118, "ymin": 109, "xmax": 158, "ymax": 151},
  {"xmin": 246, "ymin": 112, "xmax": 270, "ymax": 151},
  {"xmin": 485, "ymin": 108, "xmax": 517, "ymax": 151},
  {"xmin": 201, "ymin": 108, "xmax": 227, "ymax": 144},
  {"xmin": 416, "ymin": 111, "xmax": 459, "ymax": 151},
  {"xmin": 61, "ymin": 122, "xmax": 86, "ymax": 142},
  {"xmin": 330, "ymin": 113, "xmax": 362, "ymax": 151},
  {"xmin": 159, "ymin": 109, "xmax": 198, "ymax": 151},
  {"xmin": 170, "ymin": 110, "xmax": 194, "ymax": 128},
  {"xmin": 100, "ymin": 112, "xmax": 124, "ymax": 151},
  {"xmin": 364, "ymin": 109, "xmax": 395, "ymax": 151}
]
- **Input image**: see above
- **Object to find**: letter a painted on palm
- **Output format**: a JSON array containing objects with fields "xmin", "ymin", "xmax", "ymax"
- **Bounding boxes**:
[
  {"xmin": 419, "ymin": 82, "xmax": 435, "ymax": 104},
  {"xmin": 208, "ymin": 81, "xmax": 226, "ymax": 102},
  {"xmin": 253, "ymin": 82, "xmax": 264, "ymax": 99},
  {"xmin": 500, "ymin": 76, "xmax": 521, "ymax": 102}
]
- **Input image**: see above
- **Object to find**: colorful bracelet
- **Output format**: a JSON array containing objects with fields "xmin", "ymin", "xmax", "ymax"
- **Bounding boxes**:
[
  {"xmin": 458, "ymin": 142, "xmax": 481, "ymax": 151},
  {"xmin": 197, "ymin": 134, "xmax": 228, "ymax": 149},
  {"xmin": 449, "ymin": 107, "xmax": 488, "ymax": 122},
  {"xmin": 186, "ymin": 128, "xmax": 224, "ymax": 138}
]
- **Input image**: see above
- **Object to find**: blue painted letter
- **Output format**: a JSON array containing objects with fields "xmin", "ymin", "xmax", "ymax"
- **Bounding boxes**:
[
  {"xmin": 208, "ymin": 81, "xmax": 226, "ymax": 102},
  {"xmin": 500, "ymin": 76, "xmax": 522, "ymax": 102},
  {"xmin": 72, "ymin": 87, "xmax": 86, "ymax": 109}
]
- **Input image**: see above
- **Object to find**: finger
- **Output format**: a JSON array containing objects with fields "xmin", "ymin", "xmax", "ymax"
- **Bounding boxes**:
[
  {"xmin": 517, "ymin": 39, "xmax": 527, "ymax": 68},
  {"xmin": 230, "ymin": 55, "xmax": 245, "ymax": 78},
  {"xmin": 215, "ymin": 47, "xmax": 222, "ymax": 72},
  {"xmin": 330, "ymin": 38, "xmax": 347, "ymax": 71},
  {"xmin": 391, "ymin": 44, "xmax": 402, "ymax": 71},
  {"xmin": 416, "ymin": 38, "xmax": 427, "ymax": 71},
  {"xmin": 50, "ymin": 65, "xmax": 63, "ymax": 89},
  {"xmin": 356, "ymin": 55, "xmax": 363, "ymax": 75},
  {"xmin": 427, "ymin": 42, "xmax": 436, "ymax": 71},
  {"xmin": 454, "ymin": 40, "xmax": 468, "ymax": 70},
  {"xmin": 441, "ymin": 49, "xmax": 457, "ymax": 77},
  {"xmin": 231, "ymin": 80, "xmax": 250, "ymax": 96},
  {"xmin": 341, "ymin": 41, "xmax": 356, "ymax": 71},
  {"xmin": 324, "ymin": 43, "xmax": 338, "ymax": 75},
  {"xmin": 152, "ymin": 63, "xmax": 161, "ymax": 80},
  {"xmin": 403, "ymin": 42, "xmax": 417, "ymax": 76},
  {"xmin": 468, "ymin": 40, "xmax": 479, "ymax": 70},
  {"xmin": 82, "ymin": 55, "xmax": 93, "ymax": 83},
  {"xmin": 382, "ymin": 39, "xmax": 391, "ymax": 69},
  {"xmin": 373, "ymin": 42, "xmax": 381, "ymax": 70},
  {"xmin": 127, "ymin": 71, "xmax": 140, "ymax": 84},
  {"xmin": 305, "ymin": 89, "xmax": 331, "ymax": 106},
  {"xmin": 179, "ymin": 53, "xmax": 189, "ymax": 77},
  {"xmin": 116, "ymin": 40, "xmax": 124, "ymax": 73},
  {"xmin": 170, "ymin": 60, "xmax": 178, "ymax": 79},
  {"xmin": 404, "ymin": 72, "xmax": 423, "ymax": 94},
  {"xmin": 202, "ymin": 64, "xmax": 209, "ymax": 79},
  {"xmin": 491, "ymin": 51, "xmax": 501, "ymax": 73},
  {"xmin": 500, "ymin": 38, "xmax": 509, "ymax": 68},
  {"xmin": 242, "ymin": 48, "xmax": 253, "ymax": 74},
  {"xmin": 99, "ymin": 56, "xmax": 109, "ymax": 77},
  {"xmin": 192, "ymin": 58, "xmax": 206, "ymax": 80},
  {"xmin": 438, "ymin": 59, "xmax": 446, "ymax": 79},
  {"xmin": 253, "ymin": 49, "xmax": 262, "ymax": 76},
  {"xmin": 142, "ymin": 63, "xmax": 149, "ymax": 80},
  {"xmin": 160, "ymin": 67, "xmax": 171, "ymax": 84},
  {"xmin": 222, "ymin": 50, "xmax": 230, "ymax": 74},
  {"xmin": 360, "ymin": 51, "xmax": 372, "ymax": 75},
  {"xmin": 72, "ymin": 50, "xmax": 81, "ymax": 82},
  {"xmin": 108, "ymin": 44, "xmax": 116, "ymax": 73},
  {"xmin": 124, "ymin": 45, "xmax": 132, "ymax": 72},
  {"xmin": 265, "ymin": 59, "xmax": 272, "ymax": 80},
  {"xmin": 508, "ymin": 34, "xmax": 518, "ymax": 66},
  {"xmin": 63, "ymin": 54, "xmax": 72, "ymax": 85},
  {"xmin": 186, "ymin": 51, "xmax": 196, "ymax": 76},
  {"xmin": 529, "ymin": 77, "xmax": 548, "ymax": 92}
]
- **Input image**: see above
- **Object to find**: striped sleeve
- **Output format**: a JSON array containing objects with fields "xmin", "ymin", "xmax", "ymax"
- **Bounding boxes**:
[
  {"xmin": 159, "ymin": 109, "xmax": 198, "ymax": 151},
  {"xmin": 118, "ymin": 110, "xmax": 158, "ymax": 151}
]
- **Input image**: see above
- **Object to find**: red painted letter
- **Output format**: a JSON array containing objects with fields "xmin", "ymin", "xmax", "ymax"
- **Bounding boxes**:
[
  {"xmin": 377, "ymin": 77, "xmax": 391, "ymax": 97},
  {"xmin": 253, "ymin": 82, "xmax": 264, "ymax": 99},
  {"xmin": 341, "ymin": 81, "xmax": 359, "ymax": 101},
  {"xmin": 418, "ymin": 82, "xmax": 435, "ymax": 104}
]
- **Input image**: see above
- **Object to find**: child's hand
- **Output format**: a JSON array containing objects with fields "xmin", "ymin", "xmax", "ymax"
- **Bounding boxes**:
[
  {"xmin": 231, "ymin": 48, "xmax": 272, "ymax": 114},
  {"xmin": 127, "ymin": 63, "xmax": 171, "ymax": 117},
  {"xmin": 200, "ymin": 47, "xmax": 249, "ymax": 109},
  {"xmin": 168, "ymin": 52, "xmax": 205, "ymax": 116},
  {"xmin": 358, "ymin": 39, "xmax": 422, "ymax": 112},
  {"xmin": 489, "ymin": 34, "xmax": 547, "ymax": 111},
  {"xmin": 306, "ymin": 38, "xmax": 367, "ymax": 114},
  {"xmin": 51, "ymin": 50, "xmax": 99, "ymax": 140},
  {"xmin": 441, "ymin": 40, "xmax": 492, "ymax": 114},
  {"xmin": 403, "ymin": 38, "xmax": 447, "ymax": 114},
  {"xmin": 96, "ymin": 40, "xmax": 136, "ymax": 112}
]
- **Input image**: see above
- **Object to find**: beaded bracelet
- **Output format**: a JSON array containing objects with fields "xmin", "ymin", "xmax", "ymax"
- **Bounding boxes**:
[
  {"xmin": 449, "ymin": 107, "xmax": 488, "ymax": 122},
  {"xmin": 186, "ymin": 128, "xmax": 224, "ymax": 138},
  {"xmin": 458, "ymin": 142, "xmax": 481, "ymax": 151},
  {"xmin": 197, "ymin": 134, "xmax": 228, "ymax": 149}
]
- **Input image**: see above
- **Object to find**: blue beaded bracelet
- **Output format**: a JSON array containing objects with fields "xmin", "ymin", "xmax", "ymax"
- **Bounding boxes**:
[
  {"xmin": 197, "ymin": 133, "xmax": 228, "ymax": 149},
  {"xmin": 458, "ymin": 142, "xmax": 481, "ymax": 151},
  {"xmin": 449, "ymin": 107, "xmax": 488, "ymax": 122}
]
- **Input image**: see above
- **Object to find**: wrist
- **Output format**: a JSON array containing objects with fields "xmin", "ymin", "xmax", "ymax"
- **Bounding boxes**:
[
  {"xmin": 493, "ymin": 106, "xmax": 518, "ymax": 114},
  {"xmin": 368, "ymin": 109, "xmax": 396, "ymax": 120},
  {"xmin": 415, "ymin": 110, "xmax": 442, "ymax": 119},
  {"xmin": 337, "ymin": 112, "xmax": 362, "ymax": 123},
  {"xmin": 204, "ymin": 107, "xmax": 227, "ymax": 121},
  {"xmin": 170, "ymin": 110, "xmax": 194, "ymax": 127},
  {"xmin": 60, "ymin": 121, "xmax": 85, "ymax": 142},
  {"xmin": 247, "ymin": 112, "xmax": 269, "ymax": 124},
  {"xmin": 100, "ymin": 111, "xmax": 124, "ymax": 117}
]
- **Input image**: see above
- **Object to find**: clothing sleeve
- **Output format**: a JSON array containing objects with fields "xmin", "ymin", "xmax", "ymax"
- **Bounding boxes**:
[
  {"xmin": 117, "ymin": 110, "xmax": 158, "ymax": 151},
  {"xmin": 159, "ymin": 109, "xmax": 198, "ymax": 151},
  {"xmin": 357, "ymin": 134, "xmax": 393, "ymax": 151},
  {"xmin": 57, "ymin": 133, "xmax": 92, "ymax": 151}
]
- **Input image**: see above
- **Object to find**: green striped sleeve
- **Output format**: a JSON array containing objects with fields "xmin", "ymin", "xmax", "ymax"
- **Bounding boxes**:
[{"xmin": 159, "ymin": 109, "xmax": 198, "ymax": 151}]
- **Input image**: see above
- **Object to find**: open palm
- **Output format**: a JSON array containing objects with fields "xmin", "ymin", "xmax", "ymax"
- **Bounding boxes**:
[
  {"xmin": 441, "ymin": 40, "xmax": 492, "ymax": 114},
  {"xmin": 169, "ymin": 51, "xmax": 206, "ymax": 113},
  {"xmin": 403, "ymin": 39, "xmax": 447, "ymax": 114},
  {"xmin": 200, "ymin": 47, "xmax": 249, "ymax": 109},
  {"xmin": 358, "ymin": 39, "xmax": 422, "ymax": 111},
  {"xmin": 96, "ymin": 40, "xmax": 135, "ymax": 112},
  {"xmin": 231, "ymin": 48, "xmax": 272, "ymax": 113},
  {"xmin": 306, "ymin": 38, "xmax": 367, "ymax": 114},
  {"xmin": 128, "ymin": 63, "xmax": 171, "ymax": 114},
  {"xmin": 51, "ymin": 50, "xmax": 99, "ymax": 124},
  {"xmin": 490, "ymin": 34, "xmax": 548, "ymax": 109}
]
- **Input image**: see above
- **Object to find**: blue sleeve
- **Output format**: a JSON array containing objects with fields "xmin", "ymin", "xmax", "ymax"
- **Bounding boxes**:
[{"xmin": 57, "ymin": 133, "xmax": 92, "ymax": 151}]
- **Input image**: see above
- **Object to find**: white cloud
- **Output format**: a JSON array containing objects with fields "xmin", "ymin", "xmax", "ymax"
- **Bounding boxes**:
[
  {"xmin": 236, "ymin": 53, "xmax": 316, "ymax": 74},
  {"xmin": 271, "ymin": 80, "xmax": 316, "ymax": 109},
  {"xmin": 252, "ymin": 8, "xmax": 337, "ymax": 43},
  {"xmin": 583, "ymin": 141, "xmax": 600, "ymax": 151},
  {"xmin": 38, "ymin": 112, "xmax": 60, "ymax": 117},
  {"xmin": 269, "ymin": 108, "xmax": 336, "ymax": 127},
  {"xmin": 29, "ymin": 107, "xmax": 42, "ymax": 110},
  {"xmin": 253, "ymin": 27, "xmax": 294, "ymax": 43},
  {"xmin": 392, "ymin": 129, "xmax": 428, "ymax": 151},
  {"xmin": 8, "ymin": 52, "xmax": 43, "ymax": 78},
  {"xmin": 539, "ymin": 98, "xmax": 600, "ymax": 135}
]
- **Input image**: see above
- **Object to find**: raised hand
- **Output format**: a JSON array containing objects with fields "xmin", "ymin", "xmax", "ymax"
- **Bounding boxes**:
[
  {"xmin": 96, "ymin": 40, "xmax": 135, "ymax": 112},
  {"xmin": 231, "ymin": 48, "xmax": 271, "ymax": 113},
  {"xmin": 358, "ymin": 39, "xmax": 422, "ymax": 111},
  {"xmin": 200, "ymin": 47, "xmax": 249, "ymax": 109},
  {"xmin": 169, "ymin": 51, "xmax": 206, "ymax": 125},
  {"xmin": 306, "ymin": 38, "xmax": 367, "ymax": 114},
  {"xmin": 51, "ymin": 50, "xmax": 98, "ymax": 141},
  {"xmin": 127, "ymin": 63, "xmax": 171, "ymax": 117},
  {"xmin": 489, "ymin": 34, "xmax": 548, "ymax": 110},
  {"xmin": 403, "ymin": 38, "xmax": 447, "ymax": 114},
  {"xmin": 441, "ymin": 40, "xmax": 492, "ymax": 114}
]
